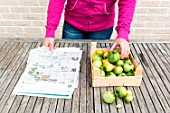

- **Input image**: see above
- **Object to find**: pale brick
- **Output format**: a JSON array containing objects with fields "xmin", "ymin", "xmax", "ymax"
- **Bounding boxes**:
[
  {"xmin": 131, "ymin": 22, "xmax": 145, "ymax": 27},
  {"xmin": 0, "ymin": 21, "xmax": 13, "ymax": 26},
  {"xmin": 41, "ymin": 28, "xmax": 46, "ymax": 33},
  {"xmin": 145, "ymin": 23, "xmax": 164, "ymax": 28},
  {"xmin": 164, "ymin": 23, "xmax": 170, "ymax": 27},
  {"xmin": 16, "ymin": 33, "xmax": 36, "ymax": 38},
  {"xmin": 142, "ymin": 35, "xmax": 160, "ymax": 40},
  {"xmin": 0, "ymin": 0, "xmax": 18, "ymax": 5},
  {"xmin": 135, "ymin": 29, "xmax": 152, "ymax": 34},
  {"xmin": 129, "ymin": 35, "xmax": 143, "ymax": 40},
  {"xmin": 18, "ymin": 0, "xmax": 38, "ymax": 6},
  {"xmin": 10, "ymin": 7, "xmax": 29, "ymax": 13},
  {"xmin": 157, "ymin": 16, "xmax": 170, "ymax": 21},
  {"xmin": 0, "ymin": 27, "xmax": 6, "ymax": 32},
  {"xmin": 148, "ymin": 8, "xmax": 168, "ymax": 14},
  {"xmin": 12, "ymin": 21, "xmax": 31, "ymax": 26},
  {"xmin": 160, "ymin": 35, "xmax": 170, "ymax": 40},
  {"xmin": 0, "ymin": 7, "xmax": 9, "ymax": 13},
  {"xmin": 153, "ymin": 29, "xmax": 170, "ymax": 34},
  {"xmin": 22, "ymin": 14, "xmax": 41, "ymax": 20},
  {"xmin": 0, "ymin": 33, "xmax": 16, "ymax": 38},
  {"xmin": 140, "ymin": 1, "xmax": 160, "ymax": 7},
  {"xmin": 6, "ymin": 27, "xmax": 23, "ymax": 32},
  {"xmin": 41, "ymin": 14, "xmax": 47, "ymax": 20},
  {"xmin": 34, "ymin": 33, "xmax": 45, "ymax": 38},
  {"xmin": 32, "ymin": 21, "xmax": 45, "ymax": 26},
  {"xmin": 30, "ymin": 7, "xmax": 47, "ymax": 13},
  {"xmin": 138, "ymin": 15, "xmax": 156, "ymax": 21},
  {"xmin": 24, "ymin": 27, "xmax": 42, "ymax": 33},
  {"xmin": 135, "ymin": 8, "xmax": 148, "ymax": 14},
  {"xmin": 38, "ymin": 0, "xmax": 49, "ymax": 6},
  {"xmin": 2, "ymin": 14, "xmax": 21, "ymax": 19},
  {"xmin": 160, "ymin": 1, "xmax": 170, "ymax": 7}
]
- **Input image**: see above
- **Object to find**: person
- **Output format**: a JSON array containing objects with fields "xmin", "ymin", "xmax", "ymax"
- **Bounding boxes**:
[{"xmin": 43, "ymin": 0, "xmax": 136, "ymax": 59}]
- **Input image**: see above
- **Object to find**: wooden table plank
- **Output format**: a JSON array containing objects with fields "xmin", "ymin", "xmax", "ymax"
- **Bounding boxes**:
[
  {"xmin": 79, "ymin": 43, "xmax": 87, "ymax": 113},
  {"xmin": 0, "ymin": 42, "xmax": 20, "ymax": 78},
  {"xmin": 0, "ymin": 43, "xmax": 28, "ymax": 87},
  {"xmin": 0, "ymin": 43, "xmax": 27, "ymax": 112},
  {"xmin": 86, "ymin": 43, "xmax": 94, "ymax": 113},
  {"xmin": 157, "ymin": 44, "xmax": 170, "ymax": 65},
  {"xmin": 130, "ymin": 44, "xmax": 159, "ymax": 113},
  {"xmin": 40, "ymin": 98, "xmax": 51, "ymax": 113},
  {"xmin": 133, "ymin": 43, "xmax": 164, "ymax": 113},
  {"xmin": 151, "ymin": 44, "xmax": 170, "ymax": 83},
  {"xmin": 0, "ymin": 42, "xmax": 11, "ymax": 55},
  {"xmin": 0, "ymin": 42, "xmax": 39, "ymax": 113},
  {"xmin": 8, "ymin": 95, "xmax": 23, "ymax": 113},
  {"xmin": 134, "ymin": 44, "xmax": 168, "ymax": 112}
]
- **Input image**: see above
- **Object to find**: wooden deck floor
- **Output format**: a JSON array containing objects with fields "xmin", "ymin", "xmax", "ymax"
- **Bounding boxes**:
[{"xmin": 0, "ymin": 41, "xmax": 170, "ymax": 113}]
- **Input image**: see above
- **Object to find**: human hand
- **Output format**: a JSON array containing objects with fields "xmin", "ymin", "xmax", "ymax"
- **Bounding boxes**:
[
  {"xmin": 110, "ymin": 38, "xmax": 130, "ymax": 59},
  {"xmin": 43, "ymin": 37, "xmax": 56, "ymax": 52}
]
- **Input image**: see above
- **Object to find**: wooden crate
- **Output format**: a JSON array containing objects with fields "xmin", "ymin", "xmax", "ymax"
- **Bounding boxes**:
[{"xmin": 90, "ymin": 42, "xmax": 143, "ymax": 87}]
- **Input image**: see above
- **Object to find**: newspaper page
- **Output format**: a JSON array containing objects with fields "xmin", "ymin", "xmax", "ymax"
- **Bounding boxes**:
[{"xmin": 12, "ymin": 46, "xmax": 82, "ymax": 99}]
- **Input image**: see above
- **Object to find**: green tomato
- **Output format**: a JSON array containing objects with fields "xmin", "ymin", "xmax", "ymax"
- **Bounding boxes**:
[
  {"xmin": 100, "ymin": 70, "xmax": 105, "ymax": 77},
  {"xmin": 123, "ymin": 63, "xmax": 132, "ymax": 72},
  {"xmin": 106, "ymin": 72, "xmax": 116, "ymax": 77},
  {"xmin": 96, "ymin": 49, "xmax": 104, "ymax": 56},
  {"xmin": 108, "ymin": 50, "xmax": 121, "ymax": 63},
  {"xmin": 124, "ymin": 94, "xmax": 133, "ymax": 103},
  {"xmin": 102, "ymin": 91, "xmax": 116, "ymax": 104},
  {"xmin": 105, "ymin": 63, "xmax": 115, "ymax": 72},
  {"xmin": 116, "ymin": 104, "xmax": 122, "ymax": 109},
  {"xmin": 92, "ymin": 60, "xmax": 102, "ymax": 69},
  {"xmin": 116, "ymin": 60, "xmax": 124, "ymax": 66},
  {"xmin": 126, "ymin": 71, "xmax": 135, "ymax": 76},
  {"xmin": 123, "ymin": 58, "xmax": 132, "ymax": 64},
  {"xmin": 103, "ymin": 51, "xmax": 109, "ymax": 59},
  {"xmin": 116, "ymin": 86, "xmax": 127, "ymax": 98},
  {"xmin": 114, "ymin": 66, "xmax": 123, "ymax": 75},
  {"xmin": 130, "ymin": 64, "xmax": 135, "ymax": 71},
  {"xmin": 92, "ymin": 53, "xmax": 102, "ymax": 61}
]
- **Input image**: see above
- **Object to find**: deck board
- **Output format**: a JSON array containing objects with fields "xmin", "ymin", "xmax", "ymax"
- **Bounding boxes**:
[{"xmin": 0, "ymin": 41, "xmax": 169, "ymax": 113}]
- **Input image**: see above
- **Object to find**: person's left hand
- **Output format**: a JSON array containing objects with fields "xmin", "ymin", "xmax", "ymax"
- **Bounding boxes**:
[{"xmin": 110, "ymin": 38, "xmax": 130, "ymax": 59}]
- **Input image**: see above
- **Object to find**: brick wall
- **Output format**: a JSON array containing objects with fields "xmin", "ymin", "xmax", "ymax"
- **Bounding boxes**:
[{"xmin": 0, "ymin": 0, "xmax": 170, "ymax": 40}]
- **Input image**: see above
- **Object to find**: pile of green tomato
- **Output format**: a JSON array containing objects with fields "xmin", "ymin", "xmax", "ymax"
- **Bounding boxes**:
[
  {"xmin": 102, "ymin": 86, "xmax": 133, "ymax": 108},
  {"xmin": 92, "ymin": 49, "xmax": 135, "ymax": 77}
]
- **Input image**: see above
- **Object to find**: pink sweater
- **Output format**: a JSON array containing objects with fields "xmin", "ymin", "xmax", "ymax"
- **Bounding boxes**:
[{"xmin": 45, "ymin": 0, "xmax": 136, "ymax": 41}]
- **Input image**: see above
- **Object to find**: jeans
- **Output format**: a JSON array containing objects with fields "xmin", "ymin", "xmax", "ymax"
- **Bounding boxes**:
[{"xmin": 62, "ymin": 21, "xmax": 113, "ymax": 40}]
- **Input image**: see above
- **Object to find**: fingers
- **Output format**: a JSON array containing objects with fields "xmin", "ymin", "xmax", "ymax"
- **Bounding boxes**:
[
  {"xmin": 120, "ymin": 43, "xmax": 126, "ymax": 59},
  {"xmin": 111, "ymin": 38, "xmax": 130, "ymax": 59},
  {"xmin": 43, "ymin": 38, "xmax": 56, "ymax": 52},
  {"xmin": 110, "ymin": 42, "xmax": 117, "ymax": 52},
  {"xmin": 49, "ymin": 42, "xmax": 55, "ymax": 52},
  {"xmin": 120, "ymin": 43, "xmax": 130, "ymax": 59}
]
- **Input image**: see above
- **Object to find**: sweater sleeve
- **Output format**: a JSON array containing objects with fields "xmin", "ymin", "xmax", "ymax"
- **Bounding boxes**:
[
  {"xmin": 115, "ymin": 0, "xmax": 136, "ymax": 41},
  {"xmin": 45, "ymin": 0, "xmax": 66, "ymax": 38}
]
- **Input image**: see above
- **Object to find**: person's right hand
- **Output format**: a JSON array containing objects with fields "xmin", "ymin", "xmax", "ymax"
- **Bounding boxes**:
[{"xmin": 43, "ymin": 37, "xmax": 55, "ymax": 52}]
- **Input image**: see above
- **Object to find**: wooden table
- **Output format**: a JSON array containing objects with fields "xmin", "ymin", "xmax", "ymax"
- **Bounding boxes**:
[{"xmin": 0, "ymin": 39, "xmax": 170, "ymax": 113}]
